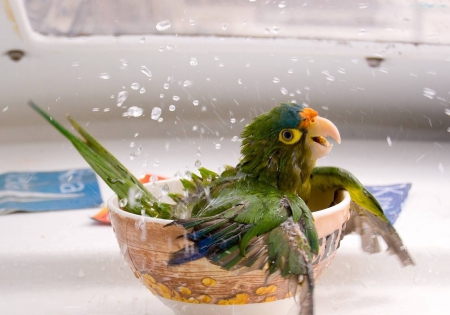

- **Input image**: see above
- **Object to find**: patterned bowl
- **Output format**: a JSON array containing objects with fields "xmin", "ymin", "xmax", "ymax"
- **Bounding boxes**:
[{"xmin": 108, "ymin": 179, "xmax": 351, "ymax": 315}]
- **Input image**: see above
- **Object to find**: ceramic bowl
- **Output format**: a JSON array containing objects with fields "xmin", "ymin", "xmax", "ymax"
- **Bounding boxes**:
[{"xmin": 108, "ymin": 179, "xmax": 351, "ymax": 315}]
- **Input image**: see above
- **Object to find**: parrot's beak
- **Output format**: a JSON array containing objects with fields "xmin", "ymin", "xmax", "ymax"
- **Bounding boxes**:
[{"xmin": 308, "ymin": 116, "xmax": 341, "ymax": 160}]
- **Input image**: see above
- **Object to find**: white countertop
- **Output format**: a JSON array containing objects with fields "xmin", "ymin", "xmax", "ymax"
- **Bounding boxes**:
[{"xmin": 1, "ymin": 136, "xmax": 449, "ymax": 314}]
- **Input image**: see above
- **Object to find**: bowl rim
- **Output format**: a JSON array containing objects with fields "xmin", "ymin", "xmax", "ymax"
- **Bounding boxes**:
[{"xmin": 107, "ymin": 178, "xmax": 351, "ymax": 224}]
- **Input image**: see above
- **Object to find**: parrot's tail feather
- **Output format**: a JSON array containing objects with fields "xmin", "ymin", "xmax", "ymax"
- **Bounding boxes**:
[
  {"xmin": 346, "ymin": 202, "xmax": 415, "ymax": 267},
  {"xmin": 298, "ymin": 273, "xmax": 314, "ymax": 315}
]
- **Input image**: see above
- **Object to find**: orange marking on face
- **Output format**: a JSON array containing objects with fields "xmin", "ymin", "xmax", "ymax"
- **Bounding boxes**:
[{"xmin": 299, "ymin": 108, "xmax": 318, "ymax": 129}]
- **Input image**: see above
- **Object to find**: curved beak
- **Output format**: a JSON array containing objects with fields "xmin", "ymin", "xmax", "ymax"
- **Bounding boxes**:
[{"xmin": 307, "ymin": 116, "xmax": 341, "ymax": 160}]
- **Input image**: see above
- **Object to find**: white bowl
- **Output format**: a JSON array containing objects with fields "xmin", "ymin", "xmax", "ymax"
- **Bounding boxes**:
[{"xmin": 108, "ymin": 179, "xmax": 351, "ymax": 315}]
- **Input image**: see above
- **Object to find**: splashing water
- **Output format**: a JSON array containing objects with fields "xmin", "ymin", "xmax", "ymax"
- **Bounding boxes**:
[
  {"xmin": 124, "ymin": 106, "xmax": 143, "ymax": 118},
  {"xmin": 151, "ymin": 107, "xmax": 162, "ymax": 120},
  {"xmin": 140, "ymin": 66, "xmax": 152, "ymax": 78},
  {"xmin": 117, "ymin": 91, "xmax": 128, "ymax": 107},
  {"xmin": 423, "ymin": 88, "xmax": 436, "ymax": 100},
  {"xmin": 156, "ymin": 20, "xmax": 171, "ymax": 31}
]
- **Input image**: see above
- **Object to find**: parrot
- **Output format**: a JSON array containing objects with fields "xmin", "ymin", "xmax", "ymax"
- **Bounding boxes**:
[{"xmin": 30, "ymin": 101, "xmax": 414, "ymax": 315}]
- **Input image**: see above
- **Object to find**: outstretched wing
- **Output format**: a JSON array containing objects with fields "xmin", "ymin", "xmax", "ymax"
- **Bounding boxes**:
[
  {"xmin": 168, "ymin": 179, "xmax": 318, "ymax": 315},
  {"xmin": 311, "ymin": 166, "xmax": 414, "ymax": 267}
]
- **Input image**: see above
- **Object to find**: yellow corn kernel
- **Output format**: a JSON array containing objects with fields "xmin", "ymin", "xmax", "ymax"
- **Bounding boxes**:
[
  {"xmin": 218, "ymin": 300, "xmax": 230, "ymax": 305},
  {"xmin": 201, "ymin": 277, "xmax": 217, "ymax": 287},
  {"xmin": 198, "ymin": 295, "xmax": 212, "ymax": 303},
  {"xmin": 264, "ymin": 296, "xmax": 277, "ymax": 302},
  {"xmin": 178, "ymin": 286, "xmax": 191, "ymax": 296}
]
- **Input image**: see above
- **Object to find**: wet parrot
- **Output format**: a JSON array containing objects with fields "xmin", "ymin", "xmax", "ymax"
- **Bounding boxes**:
[{"xmin": 30, "ymin": 101, "xmax": 413, "ymax": 315}]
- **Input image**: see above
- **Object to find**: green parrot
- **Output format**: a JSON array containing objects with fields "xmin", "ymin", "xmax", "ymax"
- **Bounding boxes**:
[{"xmin": 30, "ymin": 101, "xmax": 413, "ymax": 315}]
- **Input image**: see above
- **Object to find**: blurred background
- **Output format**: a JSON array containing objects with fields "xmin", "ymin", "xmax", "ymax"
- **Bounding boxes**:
[
  {"xmin": 1, "ymin": 1, "xmax": 449, "ymax": 314},
  {"xmin": 1, "ymin": 0, "xmax": 450, "ymax": 144}
]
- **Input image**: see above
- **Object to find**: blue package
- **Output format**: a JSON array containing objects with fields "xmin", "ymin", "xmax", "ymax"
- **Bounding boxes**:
[
  {"xmin": 0, "ymin": 169, "xmax": 103, "ymax": 214},
  {"xmin": 366, "ymin": 183, "xmax": 412, "ymax": 224}
]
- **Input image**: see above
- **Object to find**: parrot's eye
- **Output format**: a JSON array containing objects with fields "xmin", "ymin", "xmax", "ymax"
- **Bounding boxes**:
[{"xmin": 279, "ymin": 129, "xmax": 302, "ymax": 145}]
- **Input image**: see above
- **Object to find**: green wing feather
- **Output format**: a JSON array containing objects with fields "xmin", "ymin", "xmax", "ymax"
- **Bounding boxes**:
[{"xmin": 310, "ymin": 166, "xmax": 414, "ymax": 266}]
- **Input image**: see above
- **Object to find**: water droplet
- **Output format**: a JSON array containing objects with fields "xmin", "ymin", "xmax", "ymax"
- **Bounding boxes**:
[
  {"xmin": 190, "ymin": 57, "xmax": 198, "ymax": 66},
  {"xmin": 131, "ymin": 83, "xmax": 140, "ymax": 90},
  {"xmin": 445, "ymin": 109, "xmax": 450, "ymax": 116},
  {"xmin": 99, "ymin": 73, "xmax": 110, "ymax": 79},
  {"xmin": 231, "ymin": 136, "xmax": 239, "ymax": 142},
  {"xmin": 92, "ymin": 108, "xmax": 100, "ymax": 112},
  {"xmin": 173, "ymin": 95, "xmax": 180, "ymax": 101},
  {"xmin": 338, "ymin": 68, "xmax": 346, "ymax": 74},
  {"xmin": 156, "ymin": 20, "xmax": 171, "ymax": 31},
  {"xmin": 358, "ymin": 28, "xmax": 367, "ymax": 36},
  {"xmin": 163, "ymin": 83, "xmax": 169, "ymax": 90},
  {"xmin": 438, "ymin": 163, "xmax": 444, "ymax": 174},
  {"xmin": 201, "ymin": 106, "xmax": 207, "ymax": 112},
  {"xmin": 195, "ymin": 160, "xmax": 202, "ymax": 168},
  {"xmin": 150, "ymin": 175, "xmax": 158, "ymax": 186},
  {"xmin": 287, "ymin": 69, "xmax": 294, "ymax": 74},
  {"xmin": 169, "ymin": 105, "xmax": 176, "ymax": 111},
  {"xmin": 193, "ymin": 100, "xmax": 199, "ymax": 106},
  {"xmin": 189, "ymin": 18, "xmax": 195, "ymax": 25},
  {"xmin": 160, "ymin": 93, "xmax": 164, "ymax": 98},
  {"xmin": 72, "ymin": 62, "xmax": 80, "ymax": 67},
  {"xmin": 130, "ymin": 142, "xmax": 135, "ymax": 148},
  {"xmin": 273, "ymin": 77, "xmax": 280, "ymax": 83},
  {"xmin": 140, "ymin": 65, "xmax": 152, "ymax": 77},
  {"xmin": 158, "ymin": 117, "xmax": 163, "ymax": 122},
  {"xmin": 326, "ymin": 75, "xmax": 335, "ymax": 81},
  {"xmin": 125, "ymin": 106, "xmax": 143, "ymax": 117},
  {"xmin": 387, "ymin": 137, "xmax": 392, "ymax": 147},
  {"xmin": 230, "ymin": 118, "xmax": 236, "ymax": 123},
  {"xmin": 103, "ymin": 108, "xmax": 110, "ymax": 112},
  {"xmin": 218, "ymin": 62, "xmax": 224, "ymax": 67},
  {"xmin": 272, "ymin": 25, "xmax": 280, "ymax": 34},
  {"xmin": 192, "ymin": 125, "xmax": 198, "ymax": 131},
  {"xmin": 161, "ymin": 184, "xmax": 170, "ymax": 196},
  {"xmin": 78, "ymin": 269, "xmax": 85, "ymax": 278},
  {"xmin": 423, "ymin": 88, "xmax": 436, "ymax": 99},
  {"xmin": 351, "ymin": 59, "xmax": 359, "ymax": 64},
  {"xmin": 119, "ymin": 198, "xmax": 128, "ymax": 207},
  {"xmin": 359, "ymin": 3, "xmax": 369, "ymax": 9},
  {"xmin": 183, "ymin": 80, "xmax": 192, "ymax": 87},
  {"xmin": 278, "ymin": 1, "xmax": 287, "ymax": 8},
  {"xmin": 140, "ymin": 37, "xmax": 145, "ymax": 43},
  {"xmin": 117, "ymin": 91, "xmax": 129, "ymax": 107},
  {"xmin": 166, "ymin": 43, "xmax": 173, "ymax": 50},
  {"xmin": 158, "ymin": 46, "xmax": 164, "ymax": 52},
  {"xmin": 222, "ymin": 23, "xmax": 229, "ymax": 31},
  {"xmin": 280, "ymin": 87, "xmax": 288, "ymax": 95},
  {"xmin": 197, "ymin": 147, "xmax": 202, "ymax": 156},
  {"xmin": 151, "ymin": 107, "xmax": 162, "ymax": 120},
  {"xmin": 130, "ymin": 152, "xmax": 137, "ymax": 160},
  {"xmin": 140, "ymin": 87, "xmax": 146, "ymax": 94},
  {"xmin": 379, "ymin": 68, "xmax": 388, "ymax": 74},
  {"xmin": 295, "ymin": 89, "xmax": 302, "ymax": 94},
  {"xmin": 215, "ymin": 143, "xmax": 221, "ymax": 150},
  {"xmin": 447, "ymin": 127, "xmax": 450, "ymax": 132},
  {"xmin": 154, "ymin": 159, "xmax": 160, "ymax": 167}
]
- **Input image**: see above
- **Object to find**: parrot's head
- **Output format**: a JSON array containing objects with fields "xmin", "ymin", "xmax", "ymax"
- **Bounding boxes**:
[{"xmin": 239, "ymin": 103, "xmax": 340, "ymax": 185}]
